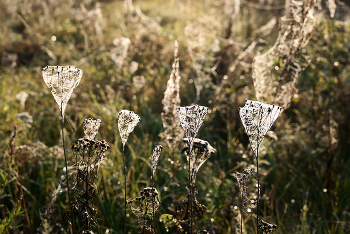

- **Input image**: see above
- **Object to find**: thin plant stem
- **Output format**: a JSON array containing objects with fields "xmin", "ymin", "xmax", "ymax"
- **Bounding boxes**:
[
  {"xmin": 188, "ymin": 147, "xmax": 193, "ymax": 234},
  {"xmin": 123, "ymin": 146, "xmax": 127, "ymax": 234},
  {"xmin": 256, "ymin": 107, "xmax": 262, "ymax": 234},
  {"xmin": 85, "ymin": 151, "xmax": 89, "ymax": 230},
  {"xmin": 171, "ymin": 121, "xmax": 177, "ymax": 199},
  {"xmin": 20, "ymin": 187, "xmax": 32, "ymax": 234},
  {"xmin": 256, "ymin": 149, "xmax": 259, "ymax": 234},
  {"xmin": 61, "ymin": 106, "xmax": 74, "ymax": 233},
  {"xmin": 152, "ymin": 175, "xmax": 156, "ymax": 233},
  {"xmin": 241, "ymin": 193, "xmax": 243, "ymax": 234},
  {"xmin": 142, "ymin": 202, "xmax": 148, "ymax": 234}
]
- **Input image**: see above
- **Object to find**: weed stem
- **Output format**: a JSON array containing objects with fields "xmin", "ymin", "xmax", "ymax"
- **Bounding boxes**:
[
  {"xmin": 61, "ymin": 106, "xmax": 74, "ymax": 233},
  {"xmin": 123, "ymin": 146, "xmax": 127, "ymax": 234}
]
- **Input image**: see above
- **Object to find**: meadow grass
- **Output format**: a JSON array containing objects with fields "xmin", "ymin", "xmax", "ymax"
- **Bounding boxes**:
[{"xmin": 1, "ymin": 0, "xmax": 350, "ymax": 233}]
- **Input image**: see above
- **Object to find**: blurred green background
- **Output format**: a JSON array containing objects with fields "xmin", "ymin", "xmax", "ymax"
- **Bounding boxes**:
[{"xmin": 1, "ymin": 0, "xmax": 350, "ymax": 233}]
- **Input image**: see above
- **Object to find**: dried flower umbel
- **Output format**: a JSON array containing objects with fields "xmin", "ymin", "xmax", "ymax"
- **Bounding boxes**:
[
  {"xmin": 181, "ymin": 138, "xmax": 216, "ymax": 183},
  {"xmin": 233, "ymin": 168, "xmax": 257, "ymax": 213},
  {"xmin": 42, "ymin": 66, "xmax": 83, "ymax": 120},
  {"xmin": 177, "ymin": 105, "xmax": 208, "ymax": 234},
  {"xmin": 83, "ymin": 118, "xmax": 101, "ymax": 140},
  {"xmin": 239, "ymin": 100, "xmax": 282, "ymax": 234},
  {"xmin": 118, "ymin": 110, "xmax": 140, "ymax": 234},
  {"xmin": 258, "ymin": 218, "xmax": 277, "ymax": 234},
  {"xmin": 118, "ymin": 110, "xmax": 141, "ymax": 149},
  {"xmin": 239, "ymin": 100, "xmax": 282, "ymax": 157},
  {"xmin": 127, "ymin": 187, "xmax": 161, "ymax": 233},
  {"xmin": 67, "ymin": 137, "xmax": 110, "ymax": 232},
  {"xmin": 42, "ymin": 65, "xmax": 83, "ymax": 233}
]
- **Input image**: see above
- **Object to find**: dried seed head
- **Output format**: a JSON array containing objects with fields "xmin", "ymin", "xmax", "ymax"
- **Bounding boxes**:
[
  {"xmin": 252, "ymin": 0, "xmax": 315, "ymax": 110},
  {"xmin": 159, "ymin": 41, "xmax": 184, "ymax": 148},
  {"xmin": 42, "ymin": 66, "xmax": 83, "ymax": 119},
  {"xmin": 233, "ymin": 167, "xmax": 257, "ymax": 212},
  {"xmin": 239, "ymin": 100, "xmax": 282, "ymax": 157},
  {"xmin": 177, "ymin": 105, "xmax": 208, "ymax": 153},
  {"xmin": 128, "ymin": 187, "xmax": 160, "ymax": 229},
  {"xmin": 117, "ymin": 110, "xmax": 140, "ymax": 147},
  {"xmin": 182, "ymin": 138, "xmax": 216, "ymax": 183},
  {"xmin": 150, "ymin": 145, "xmax": 163, "ymax": 176},
  {"xmin": 258, "ymin": 218, "xmax": 277, "ymax": 234},
  {"xmin": 83, "ymin": 118, "xmax": 101, "ymax": 140}
]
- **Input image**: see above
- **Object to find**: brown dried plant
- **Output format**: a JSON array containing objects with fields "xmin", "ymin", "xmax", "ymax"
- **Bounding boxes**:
[
  {"xmin": 118, "ymin": 110, "xmax": 140, "ymax": 234},
  {"xmin": 159, "ymin": 41, "xmax": 183, "ymax": 197},
  {"xmin": 42, "ymin": 65, "xmax": 83, "ymax": 233},
  {"xmin": 252, "ymin": 0, "xmax": 316, "ymax": 110},
  {"xmin": 239, "ymin": 100, "xmax": 282, "ymax": 234},
  {"xmin": 177, "ymin": 105, "xmax": 208, "ymax": 234}
]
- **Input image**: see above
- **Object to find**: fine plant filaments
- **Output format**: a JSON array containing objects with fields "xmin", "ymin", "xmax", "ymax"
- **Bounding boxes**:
[
  {"xmin": 42, "ymin": 65, "xmax": 83, "ymax": 233},
  {"xmin": 239, "ymin": 100, "xmax": 282, "ymax": 157},
  {"xmin": 118, "ymin": 110, "xmax": 141, "ymax": 148},
  {"xmin": 258, "ymin": 218, "xmax": 277, "ymax": 234},
  {"xmin": 233, "ymin": 168, "xmax": 257, "ymax": 213},
  {"xmin": 118, "ymin": 109, "xmax": 140, "ymax": 234},
  {"xmin": 127, "ymin": 187, "xmax": 161, "ymax": 233},
  {"xmin": 42, "ymin": 65, "xmax": 83, "ymax": 119},
  {"xmin": 68, "ymin": 137, "xmax": 110, "ymax": 232},
  {"xmin": 239, "ymin": 100, "xmax": 282, "ymax": 234},
  {"xmin": 83, "ymin": 118, "xmax": 101, "ymax": 140},
  {"xmin": 177, "ymin": 105, "xmax": 208, "ymax": 234},
  {"xmin": 181, "ymin": 138, "xmax": 216, "ymax": 183}
]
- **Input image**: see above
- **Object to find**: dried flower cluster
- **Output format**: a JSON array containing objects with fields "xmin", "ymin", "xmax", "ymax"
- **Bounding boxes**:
[
  {"xmin": 118, "ymin": 110, "xmax": 141, "ymax": 148},
  {"xmin": 258, "ymin": 218, "xmax": 277, "ymax": 234},
  {"xmin": 83, "ymin": 118, "xmax": 101, "ymax": 140},
  {"xmin": 233, "ymin": 168, "xmax": 257, "ymax": 212},
  {"xmin": 42, "ymin": 65, "xmax": 83, "ymax": 119},
  {"xmin": 178, "ymin": 105, "xmax": 208, "ymax": 153},
  {"xmin": 149, "ymin": 145, "xmax": 163, "ymax": 176},
  {"xmin": 252, "ymin": 0, "xmax": 316, "ymax": 110},
  {"xmin": 127, "ymin": 187, "xmax": 160, "ymax": 231},
  {"xmin": 66, "ymin": 135, "xmax": 110, "ymax": 231},
  {"xmin": 239, "ymin": 100, "xmax": 282, "ymax": 157},
  {"xmin": 182, "ymin": 138, "xmax": 216, "ymax": 183}
]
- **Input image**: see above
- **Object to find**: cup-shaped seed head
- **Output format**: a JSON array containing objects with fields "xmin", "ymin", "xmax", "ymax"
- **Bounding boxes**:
[
  {"xmin": 118, "ymin": 110, "xmax": 140, "ymax": 147},
  {"xmin": 239, "ymin": 100, "xmax": 282, "ymax": 156},
  {"xmin": 83, "ymin": 118, "xmax": 101, "ymax": 140},
  {"xmin": 42, "ymin": 65, "xmax": 83, "ymax": 119},
  {"xmin": 182, "ymin": 138, "xmax": 215, "ymax": 183},
  {"xmin": 150, "ymin": 145, "xmax": 163, "ymax": 176},
  {"xmin": 177, "ymin": 105, "xmax": 208, "ymax": 153}
]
